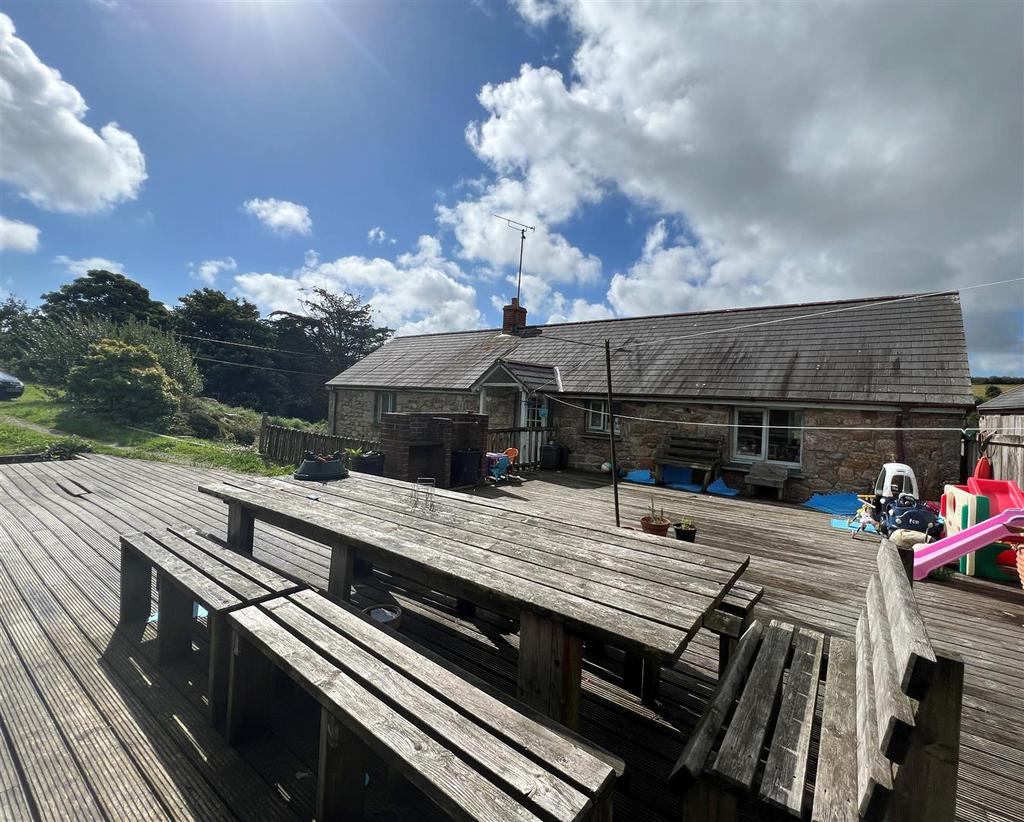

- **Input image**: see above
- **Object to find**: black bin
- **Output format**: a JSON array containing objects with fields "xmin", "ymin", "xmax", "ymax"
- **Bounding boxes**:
[
  {"xmin": 540, "ymin": 443, "xmax": 566, "ymax": 470},
  {"xmin": 450, "ymin": 448, "xmax": 482, "ymax": 486}
]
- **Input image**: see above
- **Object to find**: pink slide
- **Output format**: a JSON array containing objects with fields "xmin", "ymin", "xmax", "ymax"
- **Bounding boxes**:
[
  {"xmin": 914, "ymin": 509, "xmax": 1024, "ymax": 580},
  {"xmin": 967, "ymin": 477, "xmax": 1024, "ymax": 514}
]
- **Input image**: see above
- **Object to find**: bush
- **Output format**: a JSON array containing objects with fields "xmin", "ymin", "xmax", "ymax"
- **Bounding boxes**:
[
  {"xmin": 16, "ymin": 313, "xmax": 202, "ymax": 396},
  {"xmin": 43, "ymin": 436, "xmax": 94, "ymax": 460},
  {"xmin": 67, "ymin": 339, "xmax": 181, "ymax": 426}
]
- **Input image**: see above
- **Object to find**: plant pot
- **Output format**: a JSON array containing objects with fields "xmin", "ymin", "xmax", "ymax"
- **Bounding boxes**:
[
  {"xmin": 672, "ymin": 524, "xmax": 697, "ymax": 543},
  {"xmin": 362, "ymin": 604, "xmax": 402, "ymax": 630},
  {"xmin": 349, "ymin": 451, "xmax": 385, "ymax": 476},
  {"xmin": 1017, "ymin": 548, "xmax": 1024, "ymax": 591},
  {"xmin": 640, "ymin": 516, "xmax": 671, "ymax": 537},
  {"xmin": 293, "ymin": 457, "xmax": 348, "ymax": 481}
]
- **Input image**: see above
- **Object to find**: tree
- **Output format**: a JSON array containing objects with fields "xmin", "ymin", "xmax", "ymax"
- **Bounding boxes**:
[
  {"xmin": 40, "ymin": 270, "xmax": 169, "ymax": 326},
  {"xmin": 984, "ymin": 384, "xmax": 1003, "ymax": 400},
  {"xmin": 67, "ymin": 339, "xmax": 180, "ymax": 425},
  {"xmin": 0, "ymin": 295, "xmax": 34, "ymax": 368},
  {"xmin": 269, "ymin": 289, "xmax": 392, "ymax": 419},
  {"xmin": 172, "ymin": 289, "xmax": 288, "ymax": 411}
]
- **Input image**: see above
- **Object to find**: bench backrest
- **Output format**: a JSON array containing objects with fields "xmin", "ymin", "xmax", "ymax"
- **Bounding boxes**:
[
  {"xmin": 656, "ymin": 434, "xmax": 723, "ymax": 466},
  {"xmin": 853, "ymin": 539, "xmax": 937, "ymax": 818}
]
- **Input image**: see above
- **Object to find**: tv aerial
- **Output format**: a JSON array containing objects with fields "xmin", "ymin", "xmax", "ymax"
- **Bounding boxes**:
[{"xmin": 493, "ymin": 214, "xmax": 535, "ymax": 303}]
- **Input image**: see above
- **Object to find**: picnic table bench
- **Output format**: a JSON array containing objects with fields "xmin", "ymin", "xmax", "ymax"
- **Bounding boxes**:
[
  {"xmin": 199, "ymin": 475, "xmax": 752, "ymax": 728},
  {"xmin": 669, "ymin": 540, "xmax": 963, "ymax": 822},
  {"xmin": 743, "ymin": 461, "xmax": 790, "ymax": 500},
  {"xmin": 118, "ymin": 526, "xmax": 304, "ymax": 730},
  {"xmin": 652, "ymin": 434, "xmax": 723, "ymax": 492},
  {"xmin": 226, "ymin": 588, "xmax": 620, "ymax": 821}
]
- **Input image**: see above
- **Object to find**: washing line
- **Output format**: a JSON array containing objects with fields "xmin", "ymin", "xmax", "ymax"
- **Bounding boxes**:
[{"xmin": 545, "ymin": 394, "xmax": 1004, "ymax": 435}]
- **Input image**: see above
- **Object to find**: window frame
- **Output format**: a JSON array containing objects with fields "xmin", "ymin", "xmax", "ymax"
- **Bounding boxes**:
[
  {"xmin": 585, "ymin": 399, "xmax": 618, "ymax": 434},
  {"xmin": 374, "ymin": 391, "xmax": 397, "ymax": 422},
  {"xmin": 730, "ymin": 407, "xmax": 803, "ymax": 467}
]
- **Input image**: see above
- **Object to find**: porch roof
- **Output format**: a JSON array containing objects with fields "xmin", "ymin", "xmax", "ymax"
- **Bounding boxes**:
[{"xmin": 471, "ymin": 359, "xmax": 559, "ymax": 394}]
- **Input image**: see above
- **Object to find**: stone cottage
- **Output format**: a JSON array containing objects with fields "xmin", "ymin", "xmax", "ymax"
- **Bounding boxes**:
[{"xmin": 326, "ymin": 293, "xmax": 974, "ymax": 501}]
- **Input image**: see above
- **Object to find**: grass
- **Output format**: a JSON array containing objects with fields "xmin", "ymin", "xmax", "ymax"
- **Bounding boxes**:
[
  {"xmin": 971, "ymin": 383, "xmax": 1016, "ymax": 400},
  {"xmin": 0, "ymin": 384, "xmax": 295, "ymax": 475}
]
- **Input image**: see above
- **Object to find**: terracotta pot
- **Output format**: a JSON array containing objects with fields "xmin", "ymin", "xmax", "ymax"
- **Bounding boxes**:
[{"xmin": 641, "ymin": 517, "xmax": 671, "ymax": 537}]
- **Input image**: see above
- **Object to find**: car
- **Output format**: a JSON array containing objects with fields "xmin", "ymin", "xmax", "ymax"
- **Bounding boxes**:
[{"xmin": 0, "ymin": 370, "xmax": 24, "ymax": 401}]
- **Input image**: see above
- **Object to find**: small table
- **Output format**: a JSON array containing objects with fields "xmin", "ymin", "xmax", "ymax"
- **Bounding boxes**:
[
  {"xmin": 118, "ymin": 526, "xmax": 304, "ymax": 729},
  {"xmin": 200, "ymin": 475, "xmax": 751, "ymax": 729}
]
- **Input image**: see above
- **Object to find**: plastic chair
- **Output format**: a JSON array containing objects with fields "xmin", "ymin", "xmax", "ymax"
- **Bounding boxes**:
[{"xmin": 503, "ymin": 447, "xmax": 519, "ymax": 475}]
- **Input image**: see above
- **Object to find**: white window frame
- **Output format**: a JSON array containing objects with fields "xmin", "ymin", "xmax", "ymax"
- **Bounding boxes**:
[
  {"xmin": 731, "ymin": 407, "xmax": 803, "ymax": 466},
  {"xmin": 374, "ymin": 391, "xmax": 397, "ymax": 422},
  {"xmin": 525, "ymin": 395, "xmax": 547, "ymax": 428},
  {"xmin": 585, "ymin": 399, "xmax": 618, "ymax": 434}
]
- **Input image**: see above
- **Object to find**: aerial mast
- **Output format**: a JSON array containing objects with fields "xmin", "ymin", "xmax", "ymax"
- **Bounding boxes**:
[{"xmin": 493, "ymin": 214, "xmax": 535, "ymax": 303}]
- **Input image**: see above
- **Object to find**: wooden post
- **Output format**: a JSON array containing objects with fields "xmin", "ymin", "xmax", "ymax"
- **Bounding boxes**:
[
  {"xmin": 605, "ymin": 340, "xmax": 620, "ymax": 528},
  {"xmin": 885, "ymin": 652, "xmax": 964, "ymax": 822},
  {"xmin": 328, "ymin": 542, "xmax": 355, "ymax": 602},
  {"xmin": 516, "ymin": 611, "xmax": 583, "ymax": 729},
  {"xmin": 227, "ymin": 502, "xmax": 255, "ymax": 554},
  {"xmin": 623, "ymin": 650, "xmax": 661, "ymax": 706},
  {"xmin": 207, "ymin": 612, "xmax": 232, "ymax": 732},
  {"xmin": 118, "ymin": 546, "xmax": 151, "ymax": 625},
  {"xmin": 680, "ymin": 780, "xmax": 738, "ymax": 822},
  {"xmin": 156, "ymin": 573, "xmax": 193, "ymax": 665},
  {"xmin": 317, "ymin": 709, "xmax": 366, "ymax": 821},
  {"xmin": 226, "ymin": 630, "xmax": 275, "ymax": 746}
]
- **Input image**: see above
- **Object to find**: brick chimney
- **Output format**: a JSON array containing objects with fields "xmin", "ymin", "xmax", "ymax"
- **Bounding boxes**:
[{"xmin": 501, "ymin": 297, "xmax": 528, "ymax": 334}]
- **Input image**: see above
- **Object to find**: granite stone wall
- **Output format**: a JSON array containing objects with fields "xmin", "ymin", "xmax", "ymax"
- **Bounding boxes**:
[{"xmin": 329, "ymin": 388, "xmax": 477, "ymax": 439}]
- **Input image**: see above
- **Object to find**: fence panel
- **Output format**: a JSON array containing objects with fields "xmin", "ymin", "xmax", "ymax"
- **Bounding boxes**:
[
  {"xmin": 259, "ymin": 419, "xmax": 379, "ymax": 466},
  {"xmin": 485, "ymin": 426, "xmax": 546, "ymax": 470}
]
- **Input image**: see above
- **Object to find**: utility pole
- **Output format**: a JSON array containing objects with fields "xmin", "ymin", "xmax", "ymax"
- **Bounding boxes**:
[{"xmin": 605, "ymin": 339, "xmax": 620, "ymax": 527}]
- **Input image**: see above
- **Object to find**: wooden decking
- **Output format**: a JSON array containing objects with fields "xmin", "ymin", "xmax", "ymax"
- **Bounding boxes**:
[{"xmin": 0, "ymin": 454, "xmax": 1020, "ymax": 821}]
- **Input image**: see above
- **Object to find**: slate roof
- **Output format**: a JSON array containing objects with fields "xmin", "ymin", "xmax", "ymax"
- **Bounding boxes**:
[
  {"xmin": 472, "ymin": 360, "xmax": 559, "ymax": 393},
  {"xmin": 978, "ymin": 384, "xmax": 1024, "ymax": 414},
  {"xmin": 328, "ymin": 293, "xmax": 974, "ymax": 408}
]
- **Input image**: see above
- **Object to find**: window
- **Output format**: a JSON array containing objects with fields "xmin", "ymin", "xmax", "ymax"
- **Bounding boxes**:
[
  {"xmin": 732, "ymin": 408, "xmax": 802, "ymax": 465},
  {"xmin": 525, "ymin": 396, "xmax": 547, "ymax": 428},
  {"xmin": 585, "ymin": 399, "xmax": 618, "ymax": 434},
  {"xmin": 374, "ymin": 391, "xmax": 397, "ymax": 422}
]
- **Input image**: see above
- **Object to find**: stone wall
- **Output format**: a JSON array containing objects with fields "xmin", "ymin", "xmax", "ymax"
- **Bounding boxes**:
[
  {"xmin": 546, "ymin": 399, "xmax": 964, "ymax": 502},
  {"xmin": 329, "ymin": 388, "xmax": 477, "ymax": 439}
]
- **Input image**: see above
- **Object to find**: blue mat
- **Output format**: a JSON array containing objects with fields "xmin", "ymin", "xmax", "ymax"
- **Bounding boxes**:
[
  {"xmin": 666, "ymin": 482, "xmax": 704, "ymax": 493},
  {"xmin": 831, "ymin": 517, "xmax": 878, "ymax": 534},
  {"xmin": 707, "ymin": 478, "xmax": 740, "ymax": 497},
  {"xmin": 804, "ymin": 492, "xmax": 862, "ymax": 516},
  {"xmin": 661, "ymin": 465, "xmax": 693, "ymax": 485},
  {"xmin": 624, "ymin": 469, "xmax": 655, "ymax": 485}
]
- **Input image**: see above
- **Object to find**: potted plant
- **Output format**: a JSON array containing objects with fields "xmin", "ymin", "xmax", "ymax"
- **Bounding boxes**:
[
  {"xmin": 672, "ymin": 516, "xmax": 697, "ymax": 543},
  {"xmin": 640, "ymin": 496, "xmax": 671, "ymax": 537},
  {"xmin": 346, "ymin": 447, "xmax": 386, "ymax": 476}
]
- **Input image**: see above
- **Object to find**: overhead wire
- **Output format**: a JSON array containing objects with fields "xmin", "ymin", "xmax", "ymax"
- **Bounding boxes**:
[
  {"xmin": 192, "ymin": 355, "xmax": 333, "ymax": 378},
  {"xmin": 178, "ymin": 333, "xmax": 320, "ymax": 357}
]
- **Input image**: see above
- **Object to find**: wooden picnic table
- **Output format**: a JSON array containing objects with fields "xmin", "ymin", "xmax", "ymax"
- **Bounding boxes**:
[{"xmin": 199, "ymin": 473, "xmax": 751, "ymax": 729}]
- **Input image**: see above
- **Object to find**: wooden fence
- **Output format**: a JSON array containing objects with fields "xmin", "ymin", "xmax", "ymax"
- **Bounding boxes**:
[
  {"xmin": 485, "ymin": 426, "xmax": 547, "ymax": 471},
  {"xmin": 259, "ymin": 419, "xmax": 379, "ymax": 466},
  {"xmin": 980, "ymin": 413, "xmax": 1024, "ymax": 487}
]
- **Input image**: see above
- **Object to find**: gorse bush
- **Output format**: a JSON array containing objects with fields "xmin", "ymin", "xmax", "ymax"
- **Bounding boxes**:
[
  {"xmin": 16, "ymin": 313, "xmax": 202, "ymax": 396},
  {"xmin": 67, "ymin": 339, "xmax": 181, "ymax": 426}
]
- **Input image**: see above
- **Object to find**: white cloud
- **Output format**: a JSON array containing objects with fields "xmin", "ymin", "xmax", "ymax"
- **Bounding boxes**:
[
  {"xmin": 461, "ymin": 1, "xmax": 1024, "ymax": 372},
  {"xmin": 367, "ymin": 226, "xmax": 396, "ymax": 245},
  {"xmin": 234, "ymin": 235, "xmax": 482, "ymax": 336},
  {"xmin": 0, "ymin": 14, "xmax": 146, "ymax": 213},
  {"xmin": 189, "ymin": 256, "xmax": 237, "ymax": 286},
  {"xmin": 53, "ymin": 255, "xmax": 124, "ymax": 276},
  {"xmin": 242, "ymin": 198, "xmax": 312, "ymax": 236},
  {"xmin": 0, "ymin": 216, "xmax": 40, "ymax": 252}
]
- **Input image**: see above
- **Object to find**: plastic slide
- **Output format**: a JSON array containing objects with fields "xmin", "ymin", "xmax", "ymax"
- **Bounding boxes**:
[
  {"xmin": 914, "ymin": 509, "xmax": 1024, "ymax": 580},
  {"xmin": 967, "ymin": 477, "xmax": 1024, "ymax": 514}
]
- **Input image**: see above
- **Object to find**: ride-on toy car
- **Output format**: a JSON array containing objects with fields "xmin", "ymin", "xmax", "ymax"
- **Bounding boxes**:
[{"xmin": 0, "ymin": 371, "xmax": 24, "ymax": 401}]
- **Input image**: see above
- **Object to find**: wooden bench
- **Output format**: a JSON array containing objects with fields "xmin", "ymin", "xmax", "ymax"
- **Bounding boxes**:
[
  {"xmin": 226, "ymin": 588, "xmax": 620, "ymax": 821},
  {"xmin": 118, "ymin": 526, "xmax": 303, "ymax": 730},
  {"xmin": 669, "ymin": 540, "xmax": 963, "ymax": 821},
  {"xmin": 702, "ymin": 579, "xmax": 764, "ymax": 675},
  {"xmin": 744, "ymin": 461, "xmax": 789, "ymax": 501},
  {"xmin": 653, "ymin": 435, "xmax": 723, "ymax": 492}
]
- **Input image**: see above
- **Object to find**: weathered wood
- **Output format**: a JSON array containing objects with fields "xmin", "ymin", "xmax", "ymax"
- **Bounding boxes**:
[
  {"xmin": 854, "ymin": 611, "xmax": 893, "ymax": 819},
  {"xmin": 680, "ymin": 780, "xmax": 739, "ymax": 822},
  {"xmin": 317, "ymin": 709, "xmax": 366, "ymax": 821},
  {"xmin": 885, "ymin": 652, "xmax": 964, "ymax": 822},
  {"xmin": 207, "ymin": 612, "xmax": 232, "ymax": 733},
  {"xmin": 711, "ymin": 620, "xmax": 794, "ymax": 792},
  {"xmin": 118, "ymin": 542, "xmax": 151, "ymax": 624},
  {"xmin": 165, "ymin": 526, "xmax": 297, "ymax": 594},
  {"xmin": 865, "ymin": 574, "xmax": 916, "ymax": 761},
  {"xmin": 811, "ymin": 637, "xmax": 858, "ymax": 822},
  {"xmin": 156, "ymin": 571, "xmax": 194, "ymax": 665},
  {"xmin": 328, "ymin": 541, "xmax": 354, "ymax": 603},
  {"xmin": 225, "ymin": 628, "xmax": 275, "ymax": 746},
  {"xmin": 670, "ymin": 620, "xmax": 764, "ymax": 788},
  {"xmin": 760, "ymin": 627, "xmax": 824, "ymax": 815},
  {"xmin": 517, "ymin": 611, "xmax": 584, "ymax": 730},
  {"xmin": 876, "ymin": 540, "xmax": 935, "ymax": 697},
  {"xmin": 226, "ymin": 501, "xmax": 255, "ymax": 554}
]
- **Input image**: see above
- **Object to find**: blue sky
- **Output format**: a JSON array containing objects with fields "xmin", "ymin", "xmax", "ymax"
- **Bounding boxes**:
[{"xmin": 1, "ymin": 1, "xmax": 1021, "ymax": 374}]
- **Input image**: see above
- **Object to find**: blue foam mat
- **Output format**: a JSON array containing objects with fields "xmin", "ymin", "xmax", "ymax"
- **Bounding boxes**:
[
  {"xmin": 831, "ymin": 518, "xmax": 878, "ymax": 534},
  {"xmin": 624, "ymin": 469, "xmax": 655, "ymax": 485},
  {"xmin": 804, "ymin": 492, "xmax": 862, "ymax": 516},
  {"xmin": 707, "ymin": 478, "xmax": 740, "ymax": 497}
]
